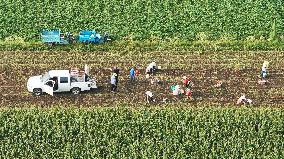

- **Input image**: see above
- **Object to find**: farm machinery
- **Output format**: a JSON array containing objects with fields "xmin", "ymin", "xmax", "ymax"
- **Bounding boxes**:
[
  {"xmin": 41, "ymin": 29, "xmax": 75, "ymax": 45},
  {"xmin": 41, "ymin": 29, "xmax": 111, "ymax": 45}
]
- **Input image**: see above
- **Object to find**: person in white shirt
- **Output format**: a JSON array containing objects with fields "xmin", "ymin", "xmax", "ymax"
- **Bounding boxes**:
[
  {"xmin": 146, "ymin": 65, "xmax": 152, "ymax": 75},
  {"xmin": 145, "ymin": 91, "xmax": 155, "ymax": 103},
  {"xmin": 146, "ymin": 61, "xmax": 157, "ymax": 75},
  {"xmin": 237, "ymin": 94, "xmax": 252, "ymax": 105},
  {"xmin": 261, "ymin": 61, "xmax": 269, "ymax": 79},
  {"xmin": 151, "ymin": 61, "xmax": 157, "ymax": 72}
]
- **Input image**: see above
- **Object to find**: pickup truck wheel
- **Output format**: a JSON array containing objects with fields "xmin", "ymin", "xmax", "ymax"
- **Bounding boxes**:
[
  {"xmin": 71, "ymin": 87, "xmax": 80, "ymax": 95},
  {"xmin": 33, "ymin": 88, "xmax": 42, "ymax": 96}
]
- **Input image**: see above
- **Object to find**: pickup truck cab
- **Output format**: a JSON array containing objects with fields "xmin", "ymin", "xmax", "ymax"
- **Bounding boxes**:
[{"xmin": 27, "ymin": 69, "xmax": 97, "ymax": 96}]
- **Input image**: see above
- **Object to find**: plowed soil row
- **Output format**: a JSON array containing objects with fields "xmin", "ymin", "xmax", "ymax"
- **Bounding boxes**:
[{"xmin": 0, "ymin": 51, "xmax": 284, "ymax": 107}]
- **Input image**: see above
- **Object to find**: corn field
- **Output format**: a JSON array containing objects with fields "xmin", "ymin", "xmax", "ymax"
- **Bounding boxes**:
[
  {"xmin": 0, "ymin": 0, "xmax": 283, "ymax": 40},
  {"xmin": 0, "ymin": 107, "xmax": 283, "ymax": 158}
]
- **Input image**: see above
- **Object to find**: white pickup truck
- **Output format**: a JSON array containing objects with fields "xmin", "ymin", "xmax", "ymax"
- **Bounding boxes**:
[{"xmin": 27, "ymin": 68, "xmax": 97, "ymax": 96}]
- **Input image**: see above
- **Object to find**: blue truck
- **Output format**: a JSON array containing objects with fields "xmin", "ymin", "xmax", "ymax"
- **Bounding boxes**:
[{"xmin": 41, "ymin": 29, "xmax": 74, "ymax": 45}]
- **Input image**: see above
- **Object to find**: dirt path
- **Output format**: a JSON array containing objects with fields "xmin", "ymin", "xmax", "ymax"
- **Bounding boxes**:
[{"xmin": 1, "ymin": 66, "xmax": 283, "ymax": 107}]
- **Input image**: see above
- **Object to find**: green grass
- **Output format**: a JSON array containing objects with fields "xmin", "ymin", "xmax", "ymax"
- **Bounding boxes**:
[
  {"xmin": 0, "ymin": 106, "xmax": 283, "ymax": 158},
  {"xmin": 1, "ymin": 0, "xmax": 283, "ymax": 41}
]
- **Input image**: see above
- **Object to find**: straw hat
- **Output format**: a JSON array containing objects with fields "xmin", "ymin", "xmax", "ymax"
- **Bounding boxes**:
[
  {"xmin": 263, "ymin": 61, "xmax": 269, "ymax": 67},
  {"xmin": 182, "ymin": 76, "xmax": 187, "ymax": 80}
]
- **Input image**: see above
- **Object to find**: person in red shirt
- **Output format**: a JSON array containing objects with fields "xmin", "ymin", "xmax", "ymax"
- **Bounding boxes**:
[
  {"xmin": 135, "ymin": 68, "xmax": 140, "ymax": 80},
  {"xmin": 182, "ymin": 76, "xmax": 193, "ymax": 89},
  {"xmin": 185, "ymin": 88, "xmax": 192, "ymax": 99}
]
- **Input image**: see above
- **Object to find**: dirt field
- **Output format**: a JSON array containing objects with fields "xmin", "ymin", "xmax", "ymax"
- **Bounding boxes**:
[{"xmin": 0, "ymin": 51, "xmax": 284, "ymax": 107}]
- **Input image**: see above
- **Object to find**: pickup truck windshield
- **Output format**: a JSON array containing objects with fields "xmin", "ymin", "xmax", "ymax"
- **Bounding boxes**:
[{"xmin": 41, "ymin": 72, "xmax": 50, "ymax": 82}]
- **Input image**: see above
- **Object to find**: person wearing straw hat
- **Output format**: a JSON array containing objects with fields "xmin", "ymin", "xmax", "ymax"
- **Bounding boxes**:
[{"xmin": 260, "ymin": 61, "xmax": 269, "ymax": 80}]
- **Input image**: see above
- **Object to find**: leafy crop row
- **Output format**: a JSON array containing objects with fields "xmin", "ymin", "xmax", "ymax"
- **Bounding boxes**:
[
  {"xmin": 0, "ymin": 107, "xmax": 283, "ymax": 158},
  {"xmin": 0, "ymin": 0, "xmax": 283, "ymax": 40}
]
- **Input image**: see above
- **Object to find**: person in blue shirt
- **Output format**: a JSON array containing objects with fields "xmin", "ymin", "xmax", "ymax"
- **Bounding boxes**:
[{"xmin": 130, "ymin": 67, "xmax": 135, "ymax": 83}]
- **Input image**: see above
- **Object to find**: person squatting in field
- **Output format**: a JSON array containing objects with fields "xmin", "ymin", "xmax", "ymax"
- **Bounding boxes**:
[
  {"xmin": 236, "ymin": 94, "xmax": 252, "ymax": 106},
  {"xmin": 145, "ymin": 91, "xmax": 155, "ymax": 103},
  {"xmin": 110, "ymin": 73, "xmax": 117, "ymax": 92},
  {"xmin": 146, "ymin": 61, "xmax": 157, "ymax": 76},
  {"xmin": 185, "ymin": 88, "xmax": 192, "ymax": 99},
  {"xmin": 182, "ymin": 76, "xmax": 193, "ymax": 89},
  {"xmin": 214, "ymin": 80, "xmax": 223, "ymax": 88},
  {"xmin": 171, "ymin": 85, "xmax": 184, "ymax": 97}
]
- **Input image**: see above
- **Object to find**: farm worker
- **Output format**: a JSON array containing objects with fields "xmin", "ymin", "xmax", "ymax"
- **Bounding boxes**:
[
  {"xmin": 146, "ymin": 61, "xmax": 157, "ymax": 75},
  {"xmin": 104, "ymin": 32, "xmax": 111, "ymax": 42},
  {"xmin": 261, "ymin": 65, "xmax": 268, "ymax": 79},
  {"xmin": 84, "ymin": 64, "xmax": 90, "ymax": 75},
  {"xmin": 84, "ymin": 64, "xmax": 90, "ymax": 81},
  {"xmin": 185, "ymin": 88, "xmax": 192, "ymax": 99},
  {"xmin": 151, "ymin": 61, "xmax": 157, "ymax": 73},
  {"xmin": 110, "ymin": 73, "xmax": 117, "ymax": 92},
  {"xmin": 261, "ymin": 61, "xmax": 269, "ymax": 79},
  {"xmin": 135, "ymin": 68, "xmax": 140, "ymax": 80},
  {"xmin": 182, "ymin": 76, "xmax": 193, "ymax": 89},
  {"xmin": 146, "ymin": 65, "xmax": 152, "ymax": 75},
  {"xmin": 170, "ymin": 84, "xmax": 176, "ymax": 92},
  {"xmin": 172, "ymin": 85, "xmax": 184, "ymax": 96},
  {"xmin": 112, "ymin": 66, "xmax": 120, "ymax": 85},
  {"xmin": 236, "ymin": 94, "xmax": 252, "ymax": 105},
  {"xmin": 130, "ymin": 67, "xmax": 135, "ymax": 82},
  {"xmin": 145, "ymin": 91, "xmax": 155, "ymax": 103},
  {"xmin": 214, "ymin": 80, "xmax": 223, "ymax": 88},
  {"xmin": 237, "ymin": 94, "xmax": 246, "ymax": 105}
]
